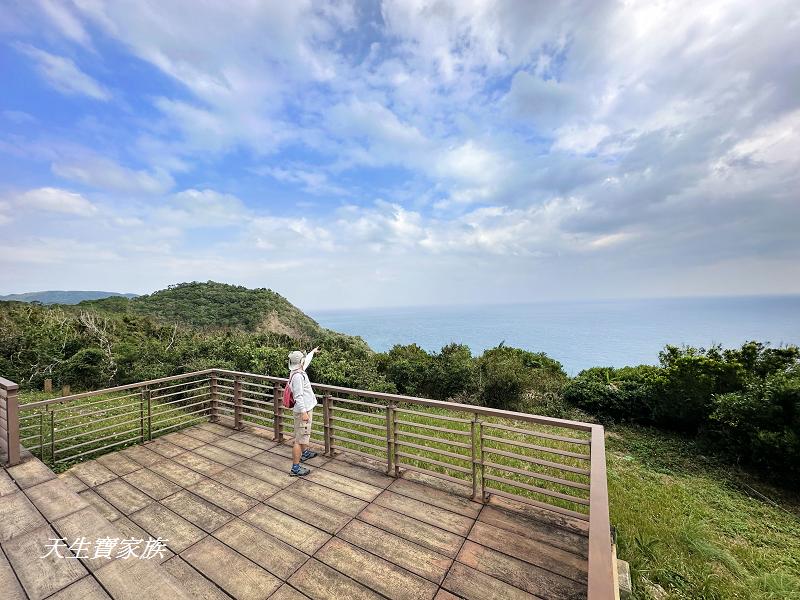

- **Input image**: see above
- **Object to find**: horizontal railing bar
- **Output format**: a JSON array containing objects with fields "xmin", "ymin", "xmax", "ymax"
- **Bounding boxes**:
[
  {"xmin": 54, "ymin": 433, "xmax": 144, "ymax": 463},
  {"xmin": 482, "ymin": 446, "xmax": 591, "ymax": 475},
  {"xmin": 396, "ymin": 429, "xmax": 472, "ymax": 449},
  {"xmin": 332, "ymin": 445, "xmax": 386, "ymax": 461},
  {"xmin": 55, "ymin": 414, "xmax": 143, "ymax": 442},
  {"xmin": 56, "ymin": 405, "xmax": 143, "ymax": 434},
  {"xmin": 240, "ymin": 380, "xmax": 274, "ymax": 391},
  {"xmin": 329, "ymin": 415, "xmax": 385, "ymax": 430},
  {"xmin": 398, "ymin": 463, "xmax": 470, "ymax": 486},
  {"xmin": 149, "ymin": 378, "xmax": 210, "ymax": 394},
  {"xmin": 151, "ymin": 407, "xmax": 211, "ymax": 427},
  {"xmin": 331, "ymin": 424, "xmax": 386, "ymax": 442},
  {"xmin": 53, "ymin": 400, "xmax": 143, "ymax": 424},
  {"xmin": 55, "ymin": 424, "xmax": 144, "ymax": 454},
  {"xmin": 394, "ymin": 407, "xmax": 471, "ymax": 423},
  {"xmin": 241, "ymin": 405, "xmax": 274, "ymax": 418},
  {"xmin": 331, "ymin": 406, "xmax": 386, "ymax": 419},
  {"xmin": 151, "ymin": 416, "xmax": 209, "ymax": 437},
  {"xmin": 240, "ymin": 389, "xmax": 271, "ymax": 399},
  {"xmin": 331, "ymin": 434, "xmax": 386, "ymax": 453},
  {"xmin": 214, "ymin": 369, "xmax": 595, "ymax": 432},
  {"xmin": 396, "ymin": 452, "xmax": 473, "ymax": 474},
  {"xmin": 151, "ymin": 384, "xmax": 210, "ymax": 401},
  {"xmin": 394, "ymin": 419, "xmax": 471, "ymax": 436},
  {"xmin": 483, "ymin": 473, "xmax": 590, "ymax": 506},
  {"xmin": 396, "ymin": 439, "xmax": 471, "ymax": 461},
  {"xmin": 240, "ymin": 395, "xmax": 273, "ymax": 407},
  {"xmin": 482, "ymin": 434, "xmax": 591, "ymax": 460},
  {"xmin": 155, "ymin": 391, "xmax": 211, "ymax": 408},
  {"xmin": 48, "ymin": 391, "xmax": 142, "ymax": 415},
  {"xmin": 217, "ymin": 392, "xmax": 234, "ymax": 399},
  {"xmin": 152, "ymin": 398, "xmax": 212, "ymax": 419},
  {"xmin": 486, "ymin": 487, "xmax": 590, "ymax": 522},
  {"xmin": 483, "ymin": 460, "xmax": 591, "ymax": 491},
  {"xmin": 24, "ymin": 369, "xmax": 215, "ymax": 408},
  {"xmin": 482, "ymin": 421, "xmax": 590, "ymax": 445},
  {"xmin": 216, "ymin": 384, "xmax": 234, "ymax": 391},
  {"xmin": 329, "ymin": 397, "xmax": 386, "ymax": 410}
]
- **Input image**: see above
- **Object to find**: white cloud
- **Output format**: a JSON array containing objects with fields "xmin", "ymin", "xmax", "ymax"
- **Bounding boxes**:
[
  {"xmin": 14, "ymin": 187, "xmax": 97, "ymax": 216},
  {"xmin": 52, "ymin": 157, "xmax": 174, "ymax": 194},
  {"xmin": 158, "ymin": 189, "xmax": 248, "ymax": 227},
  {"xmin": 15, "ymin": 44, "xmax": 110, "ymax": 100}
]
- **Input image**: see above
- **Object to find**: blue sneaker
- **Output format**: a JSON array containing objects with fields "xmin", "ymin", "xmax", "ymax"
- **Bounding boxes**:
[
  {"xmin": 300, "ymin": 449, "xmax": 318, "ymax": 462},
  {"xmin": 290, "ymin": 464, "xmax": 310, "ymax": 476}
]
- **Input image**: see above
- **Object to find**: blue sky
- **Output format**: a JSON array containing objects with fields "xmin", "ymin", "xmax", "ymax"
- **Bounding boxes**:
[{"xmin": 1, "ymin": 1, "xmax": 799, "ymax": 310}]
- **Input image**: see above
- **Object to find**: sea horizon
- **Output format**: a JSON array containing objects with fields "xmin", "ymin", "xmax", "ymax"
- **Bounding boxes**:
[{"xmin": 310, "ymin": 294, "xmax": 800, "ymax": 375}]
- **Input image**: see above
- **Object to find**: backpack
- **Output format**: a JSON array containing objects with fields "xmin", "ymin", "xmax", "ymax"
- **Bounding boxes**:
[{"xmin": 282, "ymin": 371, "xmax": 302, "ymax": 409}]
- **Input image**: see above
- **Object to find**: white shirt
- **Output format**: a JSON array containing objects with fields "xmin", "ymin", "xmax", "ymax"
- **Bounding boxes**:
[{"xmin": 290, "ymin": 349, "xmax": 318, "ymax": 414}]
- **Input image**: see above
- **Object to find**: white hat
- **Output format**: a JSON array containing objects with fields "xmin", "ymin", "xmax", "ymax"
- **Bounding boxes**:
[{"xmin": 288, "ymin": 350, "xmax": 304, "ymax": 370}]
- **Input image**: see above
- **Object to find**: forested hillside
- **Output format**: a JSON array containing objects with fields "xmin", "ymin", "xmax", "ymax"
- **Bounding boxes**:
[{"xmin": 80, "ymin": 281, "xmax": 322, "ymax": 336}]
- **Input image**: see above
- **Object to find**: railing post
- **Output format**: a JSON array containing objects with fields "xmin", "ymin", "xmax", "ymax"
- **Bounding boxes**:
[
  {"xmin": 386, "ymin": 402, "xmax": 395, "ymax": 476},
  {"xmin": 392, "ymin": 403, "xmax": 400, "ymax": 478},
  {"xmin": 145, "ymin": 387, "xmax": 152, "ymax": 441},
  {"xmin": 478, "ymin": 419, "xmax": 486, "ymax": 503},
  {"xmin": 38, "ymin": 411, "xmax": 44, "ymax": 462},
  {"xmin": 4, "ymin": 383, "xmax": 20, "ymax": 466},
  {"xmin": 209, "ymin": 373, "xmax": 218, "ymax": 423},
  {"xmin": 273, "ymin": 383, "xmax": 283, "ymax": 442},
  {"xmin": 139, "ymin": 388, "xmax": 146, "ymax": 443},
  {"xmin": 323, "ymin": 394, "xmax": 332, "ymax": 456},
  {"xmin": 50, "ymin": 406, "xmax": 56, "ymax": 465},
  {"xmin": 471, "ymin": 414, "xmax": 479, "ymax": 502},
  {"xmin": 233, "ymin": 376, "xmax": 243, "ymax": 430}
]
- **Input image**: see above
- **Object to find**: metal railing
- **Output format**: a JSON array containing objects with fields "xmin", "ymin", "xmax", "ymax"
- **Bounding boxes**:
[{"xmin": 2, "ymin": 368, "xmax": 615, "ymax": 599}]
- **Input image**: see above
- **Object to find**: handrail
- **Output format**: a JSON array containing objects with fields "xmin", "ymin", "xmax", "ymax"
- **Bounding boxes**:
[
  {"xmin": 214, "ymin": 368, "xmax": 594, "ymax": 431},
  {"xmin": 2, "ymin": 367, "xmax": 615, "ymax": 599}
]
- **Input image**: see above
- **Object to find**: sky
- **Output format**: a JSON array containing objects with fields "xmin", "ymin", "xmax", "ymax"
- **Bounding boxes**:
[{"xmin": 1, "ymin": 0, "xmax": 799, "ymax": 310}]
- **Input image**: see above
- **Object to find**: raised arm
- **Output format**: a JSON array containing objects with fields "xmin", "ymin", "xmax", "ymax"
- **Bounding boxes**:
[{"xmin": 302, "ymin": 346, "xmax": 319, "ymax": 371}]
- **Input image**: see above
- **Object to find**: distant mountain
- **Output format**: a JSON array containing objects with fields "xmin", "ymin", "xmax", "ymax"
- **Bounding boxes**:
[
  {"xmin": 81, "ymin": 281, "xmax": 323, "ymax": 338},
  {"xmin": 0, "ymin": 290, "xmax": 137, "ymax": 305}
]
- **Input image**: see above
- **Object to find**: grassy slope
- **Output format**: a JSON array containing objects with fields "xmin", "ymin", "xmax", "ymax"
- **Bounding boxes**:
[{"xmin": 607, "ymin": 426, "xmax": 800, "ymax": 600}]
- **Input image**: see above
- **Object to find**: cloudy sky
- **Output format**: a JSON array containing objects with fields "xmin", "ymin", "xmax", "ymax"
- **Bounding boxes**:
[{"xmin": 1, "ymin": 0, "xmax": 798, "ymax": 310}]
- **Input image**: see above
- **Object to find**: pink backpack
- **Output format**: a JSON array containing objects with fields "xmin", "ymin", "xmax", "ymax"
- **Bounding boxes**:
[{"xmin": 282, "ymin": 371, "xmax": 301, "ymax": 409}]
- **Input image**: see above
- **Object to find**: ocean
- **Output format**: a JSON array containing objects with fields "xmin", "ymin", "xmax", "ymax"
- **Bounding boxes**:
[{"xmin": 310, "ymin": 295, "xmax": 800, "ymax": 375}]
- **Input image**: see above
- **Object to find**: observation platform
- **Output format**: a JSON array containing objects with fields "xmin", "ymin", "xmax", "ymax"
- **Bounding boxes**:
[{"xmin": 1, "ymin": 421, "xmax": 591, "ymax": 600}]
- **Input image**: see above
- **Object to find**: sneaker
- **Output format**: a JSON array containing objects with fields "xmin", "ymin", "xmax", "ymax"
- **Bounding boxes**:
[
  {"xmin": 300, "ymin": 449, "xmax": 318, "ymax": 462},
  {"xmin": 290, "ymin": 465, "xmax": 310, "ymax": 477}
]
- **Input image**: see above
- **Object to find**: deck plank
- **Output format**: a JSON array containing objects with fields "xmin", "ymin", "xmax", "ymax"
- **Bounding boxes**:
[
  {"xmin": 232, "ymin": 458, "xmax": 295, "ymax": 487},
  {"xmin": 181, "ymin": 535, "xmax": 281, "ymax": 600},
  {"xmin": 212, "ymin": 518, "xmax": 307, "ymax": 579},
  {"xmin": 123, "ymin": 468, "xmax": 182, "ymax": 500},
  {"xmin": 95, "ymin": 478, "xmax": 154, "ymax": 515},
  {"xmin": 172, "ymin": 451, "xmax": 227, "ymax": 477},
  {"xmin": 338, "ymin": 519, "xmax": 452, "ymax": 584},
  {"xmin": 478, "ymin": 505, "xmax": 588, "ymax": 558},
  {"xmin": 321, "ymin": 457, "xmax": 395, "ymax": 488},
  {"xmin": 210, "ymin": 436, "xmax": 263, "ymax": 458},
  {"xmin": 161, "ymin": 556, "xmax": 230, "ymax": 600},
  {"xmin": 456, "ymin": 540, "xmax": 586, "ymax": 600},
  {"xmin": 149, "ymin": 459, "xmax": 207, "ymax": 488},
  {"xmin": 241, "ymin": 503, "xmax": 331, "ymax": 554},
  {"xmin": 287, "ymin": 479, "xmax": 368, "ymax": 516},
  {"xmin": 306, "ymin": 468, "xmax": 383, "ymax": 502},
  {"xmin": 265, "ymin": 489, "xmax": 352, "ymax": 534},
  {"xmin": 390, "ymin": 478, "xmax": 482, "ymax": 518},
  {"xmin": 161, "ymin": 490, "xmax": 234, "ymax": 533},
  {"xmin": 186, "ymin": 479, "xmax": 259, "ymax": 515},
  {"xmin": 443, "ymin": 561, "xmax": 539, "ymax": 600},
  {"xmin": 288, "ymin": 558, "xmax": 384, "ymax": 600},
  {"xmin": 357, "ymin": 503, "xmax": 465, "ymax": 558},
  {"xmin": 374, "ymin": 490, "xmax": 474, "ymax": 536},
  {"xmin": 210, "ymin": 467, "xmax": 280, "ymax": 501},
  {"xmin": 161, "ymin": 432, "xmax": 207, "ymax": 450},
  {"xmin": 468, "ymin": 520, "xmax": 587, "ymax": 583},
  {"xmin": 129, "ymin": 503, "xmax": 206, "ymax": 553},
  {"xmin": 315, "ymin": 537, "xmax": 439, "ymax": 600}
]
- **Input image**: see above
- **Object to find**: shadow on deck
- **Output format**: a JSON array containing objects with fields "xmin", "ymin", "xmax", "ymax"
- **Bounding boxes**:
[{"xmin": 1, "ymin": 421, "xmax": 590, "ymax": 600}]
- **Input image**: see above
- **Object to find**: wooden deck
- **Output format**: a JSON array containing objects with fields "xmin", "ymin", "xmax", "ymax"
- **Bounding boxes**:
[{"xmin": 1, "ymin": 422, "xmax": 589, "ymax": 600}]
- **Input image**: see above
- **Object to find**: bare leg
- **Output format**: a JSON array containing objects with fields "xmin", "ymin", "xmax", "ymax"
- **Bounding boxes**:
[{"xmin": 292, "ymin": 442, "xmax": 302, "ymax": 464}]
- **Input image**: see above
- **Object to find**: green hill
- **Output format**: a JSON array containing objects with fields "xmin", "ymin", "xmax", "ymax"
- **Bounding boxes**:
[
  {"xmin": 0, "ymin": 290, "xmax": 137, "ymax": 304},
  {"xmin": 80, "ymin": 281, "xmax": 323, "ymax": 337}
]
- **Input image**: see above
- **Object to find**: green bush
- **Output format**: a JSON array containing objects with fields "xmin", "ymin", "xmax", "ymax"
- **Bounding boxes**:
[
  {"xmin": 478, "ymin": 345, "xmax": 567, "ymax": 410},
  {"xmin": 563, "ymin": 365, "xmax": 661, "ymax": 421}
]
